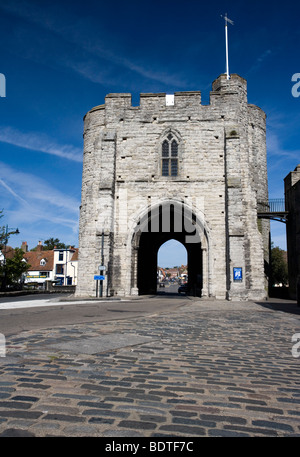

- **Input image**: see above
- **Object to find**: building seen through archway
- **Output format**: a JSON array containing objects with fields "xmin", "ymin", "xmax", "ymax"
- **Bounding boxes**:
[
  {"xmin": 157, "ymin": 239, "xmax": 187, "ymax": 291},
  {"xmin": 135, "ymin": 201, "xmax": 203, "ymax": 296}
]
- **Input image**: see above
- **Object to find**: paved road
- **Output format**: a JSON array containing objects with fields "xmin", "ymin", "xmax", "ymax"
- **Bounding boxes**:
[
  {"xmin": 0, "ymin": 295, "xmax": 299, "ymax": 438},
  {"xmin": 0, "ymin": 292, "xmax": 187, "ymax": 337}
]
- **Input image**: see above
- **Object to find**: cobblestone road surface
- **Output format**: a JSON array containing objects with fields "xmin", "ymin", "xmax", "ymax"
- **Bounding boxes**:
[{"xmin": 0, "ymin": 297, "xmax": 299, "ymax": 437}]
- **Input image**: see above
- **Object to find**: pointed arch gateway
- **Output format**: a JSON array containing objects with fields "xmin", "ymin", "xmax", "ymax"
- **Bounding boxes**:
[
  {"xmin": 129, "ymin": 199, "xmax": 212, "ymax": 297},
  {"xmin": 158, "ymin": 239, "xmax": 187, "ymax": 270}
]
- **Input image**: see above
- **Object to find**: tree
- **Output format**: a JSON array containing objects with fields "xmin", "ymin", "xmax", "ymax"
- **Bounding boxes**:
[
  {"xmin": 0, "ymin": 212, "xmax": 19, "ymax": 250},
  {"xmin": 43, "ymin": 238, "xmax": 68, "ymax": 250},
  {"xmin": 0, "ymin": 211, "xmax": 23, "ymax": 290},
  {"xmin": 4, "ymin": 248, "xmax": 30, "ymax": 288},
  {"xmin": 270, "ymin": 244, "xmax": 288, "ymax": 287},
  {"xmin": 0, "ymin": 210, "xmax": 5, "ymax": 249}
]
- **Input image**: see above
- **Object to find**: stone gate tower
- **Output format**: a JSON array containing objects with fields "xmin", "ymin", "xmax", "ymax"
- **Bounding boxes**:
[{"xmin": 76, "ymin": 74, "xmax": 269, "ymax": 300}]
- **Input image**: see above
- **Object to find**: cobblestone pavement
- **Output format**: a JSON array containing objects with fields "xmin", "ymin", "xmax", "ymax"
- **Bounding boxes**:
[{"xmin": 0, "ymin": 297, "xmax": 299, "ymax": 437}]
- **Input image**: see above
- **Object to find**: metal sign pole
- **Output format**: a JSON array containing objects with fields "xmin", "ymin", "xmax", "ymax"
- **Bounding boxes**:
[{"xmin": 100, "ymin": 230, "xmax": 104, "ymax": 297}]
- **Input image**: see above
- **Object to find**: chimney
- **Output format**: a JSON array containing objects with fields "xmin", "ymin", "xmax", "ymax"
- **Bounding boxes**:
[
  {"xmin": 21, "ymin": 241, "xmax": 28, "ymax": 253},
  {"xmin": 36, "ymin": 241, "xmax": 43, "ymax": 252}
]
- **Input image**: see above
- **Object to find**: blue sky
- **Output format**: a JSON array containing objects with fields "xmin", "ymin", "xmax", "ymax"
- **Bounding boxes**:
[{"xmin": 0, "ymin": 0, "xmax": 299, "ymax": 267}]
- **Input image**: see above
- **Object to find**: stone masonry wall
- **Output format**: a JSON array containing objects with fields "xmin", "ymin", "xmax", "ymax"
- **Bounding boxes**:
[
  {"xmin": 285, "ymin": 164, "xmax": 300, "ymax": 300},
  {"xmin": 76, "ymin": 74, "xmax": 268, "ymax": 300}
]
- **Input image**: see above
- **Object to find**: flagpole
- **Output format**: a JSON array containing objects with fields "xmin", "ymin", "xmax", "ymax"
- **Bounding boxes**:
[
  {"xmin": 225, "ymin": 14, "xmax": 230, "ymax": 79},
  {"xmin": 221, "ymin": 13, "xmax": 234, "ymax": 80}
]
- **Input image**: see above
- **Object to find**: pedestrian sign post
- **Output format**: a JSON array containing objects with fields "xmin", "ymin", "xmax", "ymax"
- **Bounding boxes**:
[
  {"xmin": 94, "ymin": 274, "xmax": 105, "ymax": 297},
  {"xmin": 94, "ymin": 275, "xmax": 105, "ymax": 281}
]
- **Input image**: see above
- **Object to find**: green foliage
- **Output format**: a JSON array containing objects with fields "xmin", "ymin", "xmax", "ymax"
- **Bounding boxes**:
[
  {"xmin": 0, "ymin": 210, "xmax": 20, "ymax": 250},
  {"xmin": 0, "ymin": 210, "xmax": 25, "ymax": 290},
  {"xmin": 271, "ymin": 244, "xmax": 288, "ymax": 286},
  {"xmin": 43, "ymin": 238, "xmax": 68, "ymax": 250},
  {"xmin": 4, "ymin": 248, "xmax": 31, "ymax": 286},
  {"xmin": 0, "ymin": 210, "xmax": 5, "ymax": 250}
]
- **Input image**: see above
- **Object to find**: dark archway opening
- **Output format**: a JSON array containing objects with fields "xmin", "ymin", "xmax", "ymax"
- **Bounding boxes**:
[{"xmin": 136, "ymin": 203, "xmax": 203, "ymax": 296}]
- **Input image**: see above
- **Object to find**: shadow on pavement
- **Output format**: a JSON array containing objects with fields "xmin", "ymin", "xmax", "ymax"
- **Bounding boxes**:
[
  {"xmin": 255, "ymin": 298, "xmax": 300, "ymax": 315},
  {"xmin": 156, "ymin": 291, "xmax": 186, "ymax": 298}
]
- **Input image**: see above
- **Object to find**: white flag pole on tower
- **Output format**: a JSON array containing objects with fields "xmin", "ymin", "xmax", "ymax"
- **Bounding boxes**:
[{"xmin": 221, "ymin": 13, "xmax": 234, "ymax": 80}]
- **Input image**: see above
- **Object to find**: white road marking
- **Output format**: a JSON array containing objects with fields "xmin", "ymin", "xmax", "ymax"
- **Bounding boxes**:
[{"xmin": 0, "ymin": 299, "xmax": 128, "ymax": 310}]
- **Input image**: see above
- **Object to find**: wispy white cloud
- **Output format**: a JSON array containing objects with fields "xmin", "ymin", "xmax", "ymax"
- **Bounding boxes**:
[
  {"xmin": 0, "ymin": 126, "xmax": 82, "ymax": 162},
  {"xmin": 0, "ymin": 178, "xmax": 28, "ymax": 205},
  {"xmin": 0, "ymin": 163, "xmax": 79, "ymax": 211},
  {"xmin": 0, "ymin": 1, "xmax": 188, "ymax": 88},
  {"xmin": 0, "ymin": 162, "xmax": 80, "ymax": 229},
  {"xmin": 266, "ymin": 130, "xmax": 300, "ymax": 194},
  {"xmin": 0, "ymin": 162, "xmax": 79, "ymax": 247},
  {"xmin": 267, "ymin": 127, "xmax": 300, "ymax": 162},
  {"xmin": 247, "ymin": 49, "xmax": 272, "ymax": 75},
  {"xmin": 267, "ymin": 131, "xmax": 300, "ymax": 160},
  {"xmin": 266, "ymin": 110, "xmax": 300, "ymax": 168}
]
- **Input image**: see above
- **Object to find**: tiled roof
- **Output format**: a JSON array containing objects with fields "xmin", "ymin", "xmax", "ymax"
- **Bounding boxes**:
[
  {"xmin": 71, "ymin": 248, "xmax": 78, "ymax": 261},
  {"xmin": 1, "ymin": 246, "xmax": 15, "ymax": 259},
  {"xmin": 23, "ymin": 250, "xmax": 54, "ymax": 271}
]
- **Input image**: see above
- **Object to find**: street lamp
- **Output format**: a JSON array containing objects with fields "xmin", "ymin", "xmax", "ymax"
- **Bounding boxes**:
[{"xmin": 1, "ymin": 225, "xmax": 20, "ymax": 291}]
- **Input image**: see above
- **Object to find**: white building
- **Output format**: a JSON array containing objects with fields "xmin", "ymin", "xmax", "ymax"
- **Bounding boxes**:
[
  {"xmin": 23, "ymin": 242, "xmax": 78, "ymax": 286},
  {"xmin": 53, "ymin": 247, "xmax": 78, "ymax": 286}
]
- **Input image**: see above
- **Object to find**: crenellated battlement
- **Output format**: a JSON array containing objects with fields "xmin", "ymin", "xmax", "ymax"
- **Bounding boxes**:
[
  {"xmin": 85, "ymin": 74, "xmax": 251, "ymax": 116},
  {"xmin": 212, "ymin": 73, "xmax": 247, "ymax": 92}
]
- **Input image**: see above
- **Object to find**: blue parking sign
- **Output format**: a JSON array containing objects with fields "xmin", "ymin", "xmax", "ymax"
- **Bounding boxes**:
[{"xmin": 233, "ymin": 267, "xmax": 242, "ymax": 281}]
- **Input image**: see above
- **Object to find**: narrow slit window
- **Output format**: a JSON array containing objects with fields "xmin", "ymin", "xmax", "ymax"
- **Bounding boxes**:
[
  {"xmin": 162, "ymin": 140, "xmax": 169, "ymax": 157},
  {"xmin": 161, "ymin": 133, "xmax": 178, "ymax": 176},
  {"xmin": 171, "ymin": 159, "xmax": 178, "ymax": 176},
  {"xmin": 171, "ymin": 140, "xmax": 178, "ymax": 157},
  {"xmin": 162, "ymin": 159, "xmax": 169, "ymax": 176}
]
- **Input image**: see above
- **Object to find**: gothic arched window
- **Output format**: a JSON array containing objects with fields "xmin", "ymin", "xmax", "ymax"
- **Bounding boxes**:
[{"xmin": 161, "ymin": 133, "xmax": 178, "ymax": 176}]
